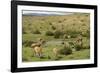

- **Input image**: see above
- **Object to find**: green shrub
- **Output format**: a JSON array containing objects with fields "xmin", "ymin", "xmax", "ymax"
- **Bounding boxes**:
[
  {"xmin": 65, "ymin": 30, "xmax": 81, "ymax": 38},
  {"xmin": 45, "ymin": 31, "xmax": 54, "ymax": 36},
  {"xmin": 59, "ymin": 46, "xmax": 72, "ymax": 55},
  {"xmin": 22, "ymin": 27, "xmax": 27, "ymax": 34},
  {"xmin": 23, "ymin": 40, "xmax": 34, "ymax": 47},
  {"xmin": 81, "ymin": 31, "xmax": 90, "ymax": 38},
  {"xmin": 74, "ymin": 43, "xmax": 90, "ymax": 51},
  {"xmin": 51, "ymin": 26, "xmax": 56, "ymax": 30},
  {"xmin": 58, "ymin": 20, "xmax": 62, "ymax": 23},
  {"xmin": 49, "ymin": 22, "xmax": 52, "ymax": 25},
  {"xmin": 80, "ymin": 19, "xmax": 84, "ymax": 22},
  {"xmin": 82, "ymin": 44, "xmax": 90, "ymax": 49},
  {"xmin": 54, "ymin": 30, "xmax": 63, "ymax": 38},
  {"xmin": 33, "ymin": 29, "xmax": 41, "ymax": 34},
  {"xmin": 68, "ymin": 41, "xmax": 74, "ymax": 45},
  {"xmin": 71, "ymin": 34, "xmax": 78, "ymax": 38},
  {"xmin": 74, "ymin": 44, "xmax": 82, "ymax": 51},
  {"xmin": 40, "ymin": 26, "xmax": 42, "ymax": 29},
  {"xmin": 22, "ymin": 57, "xmax": 29, "ymax": 61},
  {"xmin": 22, "ymin": 30, "xmax": 27, "ymax": 34}
]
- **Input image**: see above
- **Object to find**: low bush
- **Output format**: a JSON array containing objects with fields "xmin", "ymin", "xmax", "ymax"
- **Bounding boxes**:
[
  {"xmin": 82, "ymin": 30, "xmax": 90, "ymax": 38},
  {"xmin": 59, "ymin": 45, "xmax": 72, "ymax": 55},
  {"xmin": 49, "ymin": 22, "xmax": 52, "ymax": 25},
  {"xmin": 51, "ymin": 26, "xmax": 56, "ymax": 30},
  {"xmin": 82, "ymin": 44, "xmax": 90, "ymax": 49},
  {"xmin": 23, "ymin": 40, "xmax": 34, "ymax": 47},
  {"xmin": 74, "ymin": 44, "xmax": 82, "ymax": 51},
  {"xmin": 45, "ymin": 31, "xmax": 54, "ymax": 36},
  {"xmin": 71, "ymin": 34, "xmax": 78, "ymax": 38},
  {"xmin": 65, "ymin": 30, "xmax": 81, "ymax": 38},
  {"xmin": 33, "ymin": 29, "xmax": 41, "ymax": 34},
  {"xmin": 54, "ymin": 30, "xmax": 63, "ymax": 39},
  {"xmin": 22, "ymin": 30, "xmax": 27, "ymax": 34},
  {"xmin": 22, "ymin": 27, "xmax": 27, "ymax": 34},
  {"xmin": 22, "ymin": 57, "xmax": 29, "ymax": 61}
]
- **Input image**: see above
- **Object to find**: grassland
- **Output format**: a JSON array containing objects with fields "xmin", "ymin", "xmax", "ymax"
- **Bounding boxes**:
[{"xmin": 22, "ymin": 13, "xmax": 90, "ymax": 62}]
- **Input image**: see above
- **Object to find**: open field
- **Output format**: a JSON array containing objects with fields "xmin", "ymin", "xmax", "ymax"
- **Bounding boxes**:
[
  {"xmin": 22, "ymin": 47, "xmax": 90, "ymax": 62},
  {"xmin": 22, "ymin": 12, "xmax": 90, "ymax": 62}
]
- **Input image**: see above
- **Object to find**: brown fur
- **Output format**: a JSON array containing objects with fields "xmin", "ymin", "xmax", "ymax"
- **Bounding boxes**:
[
  {"xmin": 76, "ymin": 35, "xmax": 82, "ymax": 46},
  {"xmin": 53, "ymin": 48, "xmax": 59, "ymax": 57},
  {"xmin": 31, "ymin": 38, "xmax": 45, "ymax": 57},
  {"xmin": 32, "ymin": 46, "xmax": 43, "ymax": 57}
]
